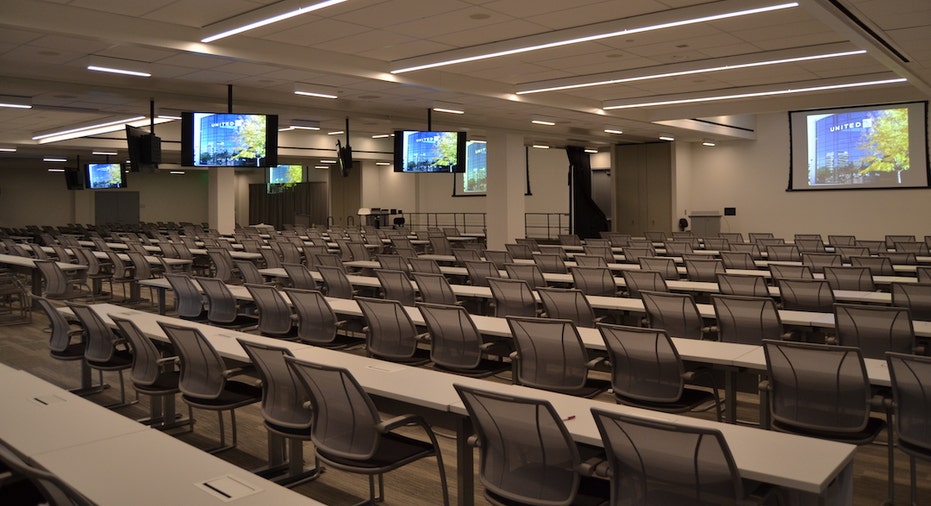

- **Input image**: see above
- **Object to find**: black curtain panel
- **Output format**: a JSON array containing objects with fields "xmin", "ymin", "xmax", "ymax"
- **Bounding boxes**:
[{"xmin": 566, "ymin": 146, "xmax": 608, "ymax": 239}]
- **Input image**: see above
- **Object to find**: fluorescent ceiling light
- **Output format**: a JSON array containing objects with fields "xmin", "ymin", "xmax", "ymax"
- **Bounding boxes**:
[
  {"xmin": 433, "ymin": 102, "xmax": 465, "ymax": 114},
  {"xmin": 314, "ymin": 165, "xmax": 329, "ymax": 169},
  {"xmin": 169, "ymin": 171, "xmax": 186, "ymax": 174},
  {"xmin": 0, "ymin": 95, "xmax": 32, "ymax": 109},
  {"xmin": 87, "ymin": 55, "xmax": 151, "ymax": 77},
  {"xmin": 92, "ymin": 151, "xmax": 118, "ymax": 156},
  {"xmin": 43, "ymin": 157, "xmax": 67, "ymax": 162},
  {"xmin": 604, "ymin": 129, "xmax": 623, "ymax": 135},
  {"xmin": 279, "ymin": 119, "xmax": 321, "ymax": 131},
  {"xmin": 371, "ymin": 134, "xmax": 391, "ymax": 139},
  {"xmin": 702, "ymin": 140, "xmax": 716, "ymax": 147},
  {"xmin": 319, "ymin": 159, "xmax": 337, "ymax": 164},
  {"xmin": 327, "ymin": 131, "xmax": 344, "ymax": 136},
  {"xmin": 433, "ymin": 107, "xmax": 465, "ymax": 115},
  {"xmin": 375, "ymin": 162, "xmax": 391, "ymax": 166},
  {"xmin": 603, "ymin": 76, "xmax": 907, "ymax": 110},
  {"xmin": 659, "ymin": 136, "xmax": 676, "ymax": 141},
  {"xmin": 532, "ymin": 144, "xmax": 550, "ymax": 149},
  {"xmin": 32, "ymin": 116, "xmax": 173, "ymax": 144},
  {"xmin": 0, "ymin": 147, "xmax": 16, "ymax": 152},
  {"xmin": 532, "ymin": 119, "xmax": 557, "ymax": 126},
  {"xmin": 202, "ymin": 0, "xmax": 348, "ymax": 43},
  {"xmin": 47, "ymin": 168, "xmax": 65, "ymax": 173},
  {"xmin": 294, "ymin": 82, "xmax": 338, "ymax": 99},
  {"xmin": 517, "ymin": 47, "xmax": 866, "ymax": 95},
  {"xmin": 392, "ymin": 1, "xmax": 798, "ymax": 73},
  {"xmin": 584, "ymin": 148, "xmax": 599, "ymax": 154},
  {"xmin": 157, "ymin": 108, "xmax": 183, "ymax": 120}
]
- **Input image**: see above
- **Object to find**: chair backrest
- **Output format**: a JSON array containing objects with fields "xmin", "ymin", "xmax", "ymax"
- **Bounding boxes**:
[
  {"xmin": 558, "ymin": 234, "xmax": 582, "ymax": 246},
  {"xmin": 487, "ymin": 277, "xmax": 537, "ymax": 318},
  {"xmin": 159, "ymin": 322, "xmax": 228, "ymax": 400},
  {"xmin": 828, "ymin": 234, "xmax": 857, "ymax": 246},
  {"xmin": 763, "ymin": 340, "xmax": 871, "ymax": 434},
  {"xmin": 244, "ymin": 283, "xmax": 294, "ymax": 336},
  {"xmin": 748, "ymin": 232, "xmax": 775, "ymax": 243},
  {"xmin": 412, "ymin": 272, "xmax": 458, "ymax": 306},
  {"xmin": 777, "ymin": 278, "xmax": 835, "ymax": 312},
  {"xmin": 823, "ymin": 266, "xmax": 875, "ymax": 291},
  {"xmin": 377, "ymin": 254, "xmax": 410, "ymax": 276},
  {"xmin": 537, "ymin": 287, "xmax": 598, "ymax": 328},
  {"xmin": 768, "ymin": 263, "xmax": 813, "ymax": 280},
  {"xmin": 834, "ymin": 246, "xmax": 869, "ymax": 263},
  {"xmin": 207, "ymin": 248, "xmax": 236, "ymax": 283},
  {"xmin": 621, "ymin": 270, "xmax": 668, "ymax": 299},
  {"xmin": 729, "ymin": 243, "xmax": 762, "ymax": 259},
  {"xmin": 283, "ymin": 288, "xmax": 343, "ymax": 345},
  {"xmin": 717, "ymin": 251, "xmax": 753, "ymax": 271},
  {"xmin": 918, "ymin": 266, "xmax": 931, "ymax": 283},
  {"xmin": 711, "ymin": 294, "xmax": 784, "ymax": 345},
  {"xmin": 638, "ymin": 256, "xmax": 679, "ymax": 280},
  {"xmin": 408, "ymin": 258, "xmax": 442, "ymax": 274},
  {"xmin": 238, "ymin": 339, "xmax": 310, "ymax": 429},
  {"xmin": 67, "ymin": 303, "xmax": 117, "ymax": 363},
  {"xmin": 718, "ymin": 232, "xmax": 744, "ymax": 244},
  {"xmin": 702, "ymin": 237, "xmax": 730, "ymax": 251},
  {"xmin": 601, "ymin": 232, "xmax": 631, "ymax": 247},
  {"xmin": 429, "ymin": 236, "xmax": 453, "ymax": 256},
  {"xmin": 312, "ymin": 253, "xmax": 344, "ymax": 271},
  {"xmin": 890, "ymin": 282, "xmax": 931, "ymax": 321},
  {"xmin": 126, "ymin": 251, "xmax": 153, "ymax": 281},
  {"xmin": 463, "ymin": 260, "xmax": 499, "ymax": 287},
  {"xmin": 663, "ymin": 241, "xmax": 693, "ymax": 256},
  {"xmin": 855, "ymin": 240, "xmax": 887, "ymax": 254},
  {"xmin": 715, "ymin": 273, "xmax": 770, "ymax": 297},
  {"xmin": 833, "ymin": 303, "xmax": 915, "ymax": 359},
  {"xmin": 583, "ymin": 245, "xmax": 615, "ymax": 263},
  {"xmin": 281, "ymin": 262, "xmax": 318, "ymax": 290},
  {"xmin": 356, "ymin": 297, "xmax": 422, "ymax": 360},
  {"xmin": 346, "ymin": 242, "xmax": 371, "ymax": 262},
  {"xmin": 374, "ymin": 268, "xmax": 416, "ymax": 306},
  {"xmin": 640, "ymin": 290, "xmax": 704, "ymax": 339},
  {"xmin": 454, "ymin": 384, "xmax": 581, "ymax": 506},
  {"xmin": 165, "ymin": 273, "xmax": 205, "ymax": 318},
  {"xmin": 285, "ymin": 357, "xmax": 382, "ymax": 460},
  {"xmin": 882, "ymin": 252, "xmax": 918, "ymax": 266},
  {"xmin": 532, "ymin": 253, "xmax": 568, "ymax": 274},
  {"xmin": 644, "ymin": 231, "xmax": 667, "ymax": 242},
  {"xmin": 302, "ymin": 245, "xmax": 328, "ymax": 268},
  {"xmin": 506, "ymin": 316, "xmax": 591, "ymax": 394},
  {"xmin": 503, "ymin": 263, "xmax": 546, "ymax": 290},
  {"xmin": 35, "ymin": 259, "xmax": 73, "ymax": 297},
  {"xmin": 418, "ymin": 302, "xmax": 484, "ymax": 370},
  {"xmin": 317, "ymin": 265, "xmax": 354, "ymax": 299},
  {"xmin": 33, "ymin": 295, "xmax": 80, "ymax": 355},
  {"xmin": 886, "ymin": 352, "xmax": 931, "ymax": 456},
  {"xmin": 195, "ymin": 276, "xmax": 240, "ymax": 324},
  {"xmin": 622, "ymin": 247, "xmax": 654, "ymax": 263},
  {"xmin": 111, "ymin": 315, "xmax": 163, "ymax": 387},
  {"xmin": 886, "ymin": 234, "xmax": 916, "ymax": 249},
  {"xmin": 74, "ymin": 248, "xmax": 103, "ymax": 276},
  {"xmin": 235, "ymin": 260, "xmax": 266, "ymax": 285},
  {"xmin": 801, "ymin": 252, "xmax": 841, "ymax": 273},
  {"xmin": 850, "ymin": 255, "xmax": 894, "ymax": 276},
  {"xmin": 277, "ymin": 241, "xmax": 304, "ymax": 264},
  {"xmin": 684, "ymin": 259, "xmax": 725, "ymax": 282},
  {"xmin": 0, "ymin": 439, "xmax": 95, "ymax": 506},
  {"xmin": 538, "ymin": 245, "xmax": 569, "ymax": 259},
  {"xmin": 504, "ymin": 243, "xmax": 534, "ymax": 260},
  {"xmin": 260, "ymin": 248, "xmax": 282, "ymax": 269},
  {"xmin": 795, "ymin": 238, "xmax": 826, "ymax": 253},
  {"xmin": 597, "ymin": 324, "xmax": 685, "ymax": 402},
  {"xmin": 573, "ymin": 254, "xmax": 608, "ymax": 267},
  {"xmin": 591, "ymin": 408, "xmax": 743, "ymax": 505},
  {"xmin": 483, "ymin": 250, "xmax": 513, "ymax": 269},
  {"xmin": 766, "ymin": 244, "xmax": 800, "ymax": 261},
  {"xmin": 569, "ymin": 266, "xmax": 617, "ymax": 297},
  {"xmin": 452, "ymin": 248, "xmax": 482, "ymax": 265}
]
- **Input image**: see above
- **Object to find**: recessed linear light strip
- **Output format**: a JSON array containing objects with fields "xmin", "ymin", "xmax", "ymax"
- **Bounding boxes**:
[
  {"xmin": 602, "ymin": 77, "xmax": 906, "ymax": 110},
  {"xmin": 33, "ymin": 116, "xmax": 146, "ymax": 142},
  {"xmin": 392, "ymin": 2, "xmax": 798, "ymax": 73},
  {"xmin": 518, "ymin": 49, "xmax": 866, "ymax": 94},
  {"xmin": 202, "ymin": 0, "xmax": 347, "ymax": 43},
  {"xmin": 86, "ymin": 65, "xmax": 151, "ymax": 78}
]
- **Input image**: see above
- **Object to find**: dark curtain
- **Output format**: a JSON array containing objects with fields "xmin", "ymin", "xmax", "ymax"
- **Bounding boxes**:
[
  {"xmin": 249, "ymin": 182, "xmax": 328, "ymax": 228},
  {"xmin": 566, "ymin": 146, "xmax": 608, "ymax": 239}
]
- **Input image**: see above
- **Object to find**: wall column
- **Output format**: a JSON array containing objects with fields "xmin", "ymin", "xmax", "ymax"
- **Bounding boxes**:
[
  {"xmin": 208, "ymin": 167, "xmax": 236, "ymax": 234},
  {"xmin": 485, "ymin": 130, "xmax": 525, "ymax": 250}
]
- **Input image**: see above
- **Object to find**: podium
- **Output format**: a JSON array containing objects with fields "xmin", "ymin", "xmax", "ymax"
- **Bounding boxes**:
[
  {"xmin": 358, "ymin": 208, "xmax": 390, "ymax": 228},
  {"xmin": 688, "ymin": 211, "xmax": 722, "ymax": 237}
]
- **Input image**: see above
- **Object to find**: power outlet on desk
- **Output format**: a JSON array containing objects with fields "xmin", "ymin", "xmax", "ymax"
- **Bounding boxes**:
[{"xmin": 724, "ymin": 207, "xmax": 736, "ymax": 216}]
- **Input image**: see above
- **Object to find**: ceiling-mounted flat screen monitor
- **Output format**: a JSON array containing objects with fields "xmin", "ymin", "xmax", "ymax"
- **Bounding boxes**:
[
  {"xmin": 181, "ymin": 112, "xmax": 278, "ymax": 167},
  {"xmin": 788, "ymin": 101, "xmax": 929, "ymax": 191},
  {"xmin": 84, "ymin": 163, "xmax": 127, "ymax": 189},
  {"xmin": 393, "ymin": 130, "xmax": 466, "ymax": 173},
  {"xmin": 125, "ymin": 124, "xmax": 161, "ymax": 172}
]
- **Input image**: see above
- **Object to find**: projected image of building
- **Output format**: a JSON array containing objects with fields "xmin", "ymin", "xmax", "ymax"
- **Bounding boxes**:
[{"xmin": 811, "ymin": 110, "xmax": 885, "ymax": 185}]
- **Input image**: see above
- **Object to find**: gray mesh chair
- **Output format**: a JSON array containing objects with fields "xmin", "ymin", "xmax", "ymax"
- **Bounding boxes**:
[
  {"xmin": 429, "ymin": 236, "xmax": 453, "ymax": 256},
  {"xmin": 237, "ymin": 340, "xmax": 321, "ymax": 487},
  {"xmin": 919, "ymin": 266, "xmax": 931, "ymax": 283},
  {"xmin": 454, "ymin": 384, "xmax": 609, "ymax": 506},
  {"xmin": 164, "ymin": 273, "xmax": 207, "ymax": 321},
  {"xmin": 887, "ymin": 352, "xmax": 931, "ymax": 506},
  {"xmin": 855, "ymin": 240, "xmax": 887, "ymax": 254},
  {"xmin": 302, "ymin": 245, "xmax": 328, "ymax": 269},
  {"xmin": 749, "ymin": 232, "xmax": 775, "ymax": 243},
  {"xmin": 0, "ymin": 439, "xmax": 94, "ymax": 506},
  {"xmin": 684, "ymin": 258, "xmax": 725, "ymax": 282},
  {"xmin": 285, "ymin": 357, "xmax": 449, "ymax": 505},
  {"xmin": 376, "ymin": 254, "xmax": 410, "ymax": 277},
  {"xmin": 638, "ymin": 256, "xmax": 679, "ymax": 280},
  {"xmin": 483, "ymin": 250, "xmax": 513, "ymax": 269},
  {"xmin": 716, "ymin": 273, "xmax": 770, "ymax": 297},
  {"xmin": 711, "ymin": 294, "xmax": 787, "ymax": 345},
  {"xmin": 891, "ymin": 282, "xmax": 931, "ymax": 321},
  {"xmin": 35, "ymin": 259, "xmax": 88, "ymax": 300},
  {"xmin": 34, "ymin": 295, "xmax": 100, "ymax": 394},
  {"xmin": 591, "ymin": 408, "xmax": 768, "ymax": 505},
  {"xmin": 801, "ymin": 252, "xmax": 842, "ymax": 273},
  {"xmin": 159, "ymin": 322, "xmax": 261, "ymax": 453},
  {"xmin": 74, "ymin": 247, "xmax": 113, "ymax": 299},
  {"xmin": 532, "ymin": 253, "xmax": 568, "ymax": 274},
  {"xmin": 583, "ymin": 245, "xmax": 616, "ymax": 263},
  {"xmin": 196, "ymin": 276, "xmax": 259, "ymax": 329},
  {"xmin": 537, "ymin": 287, "xmax": 602, "ymax": 328},
  {"xmin": 487, "ymin": 277, "xmax": 538, "ymax": 318},
  {"xmin": 374, "ymin": 268, "xmax": 416, "ymax": 306},
  {"xmin": 259, "ymin": 248, "xmax": 282, "ymax": 270},
  {"xmin": 768, "ymin": 264, "xmax": 813, "ymax": 280},
  {"xmin": 356, "ymin": 296, "xmax": 430, "ymax": 364},
  {"xmin": 621, "ymin": 270, "xmax": 668, "ymax": 299},
  {"xmin": 795, "ymin": 238, "xmax": 826, "ymax": 253},
  {"xmin": 506, "ymin": 316, "xmax": 609, "ymax": 397},
  {"xmin": 823, "ymin": 266, "xmax": 875, "ymax": 291},
  {"xmin": 573, "ymin": 254, "xmax": 608, "ymax": 267},
  {"xmin": 776, "ymin": 278, "xmax": 835, "ymax": 312},
  {"xmin": 505, "ymin": 242, "xmax": 534, "ymax": 260},
  {"xmin": 850, "ymin": 255, "xmax": 895, "ymax": 276},
  {"xmin": 408, "ymin": 257, "xmax": 442, "ymax": 274},
  {"xmin": 882, "ymin": 251, "xmax": 918, "ymax": 265},
  {"xmin": 886, "ymin": 234, "xmax": 916, "ymax": 249},
  {"xmin": 834, "ymin": 246, "xmax": 870, "ymax": 263},
  {"xmin": 412, "ymin": 272, "xmax": 459, "ymax": 306},
  {"xmin": 504, "ymin": 262, "xmax": 547, "ymax": 290},
  {"xmin": 729, "ymin": 243, "xmax": 762, "ymax": 259},
  {"xmin": 718, "ymin": 232, "xmax": 744, "ymax": 244},
  {"xmin": 281, "ymin": 262, "xmax": 318, "ymax": 290},
  {"xmin": 111, "ymin": 315, "xmax": 192, "ymax": 430},
  {"xmin": 417, "ymin": 302, "xmax": 509, "ymax": 377},
  {"xmin": 640, "ymin": 290, "xmax": 707, "ymax": 340},
  {"xmin": 206, "ymin": 248, "xmax": 238, "ymax": 283},
  {"xmin": 312, "ymin": 253, "xmax": 344, "ymax": 271},
  {"xmin": 702, "ymin": 237, "xmax": 730, "ymax": 251},
  {"xmin": 832, "ymin": 303, "xmax": 917, "ymax": 359},
  {"xmin": 761, "ymin": 340, "xmax": 893, "ymax": 502},
  {"xmin": 622, "ymin": 247, "xmax": 654, "ymax": 263},
  {"xmin": 235, "ymin": 260, "xmax": 270, "ymax": 285},
  {"xmin": 283, "ymin": 288, "xmax": 356, "ymax": 348},
  {"xmin": 316, "ymin": 265, "xmax": 356, "ymax": 299},
  {"xmin": 463, "ymin": 260, "xmax": 499, "ymax": 287},
  {"xmin": 245, "ymin": 283, "xmax": 298, "ymax": 339},
  {"xmin": 538, "ymin": 244, "xmax": 569, "ymax": 259},
  {"xmin": 570, "ymin": 266, "xmax": 619, "ymax": 297},
  {"xmin": 452, "ymin": 248, "xmax": 482, "ymax": 265},
  {"xmin": 598, "ymin": 324, "xmax": 720, "ymax": 418},
  {"xmin": 828, "ymin": 234, "xmax": 857, "ymax": 246},
  {"xmin": 68, "ymin": 303, "xmax": 134, "ymax": 408},
  {"xmin": 558, "ymin": 234, "xmax": 582, "ymax": 246},
  {"xmin": 663, "ymin": 240, "xmax": 693, "ymax": 256}
]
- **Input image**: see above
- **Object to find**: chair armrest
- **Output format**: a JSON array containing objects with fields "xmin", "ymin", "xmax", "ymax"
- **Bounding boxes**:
[
  {"xmin": 577, "ymin": 456, "xmax": 610, "ymax": 478},
  {"xmin": 869, "ymin": 393, "xmax": 892, "ymax": 412},
  {"xmin": 585, "ymin": 356, "xmax": 607, "ymax": 370},
  {"xmin": 222, "ymin": 365, "xmax": 255, "ymax": 378},
  {"xmin": 414, "ymin": 332, "xmax": 431, "ymax": 343},
  {"xmin": 824, "ymin": 336, "xmax": 837, "ymax": 345},
  {"xmin": 376, "ymin": 413, "xmax": 426, "ymax": 433},
  {"xmin": 758, "ymin": 379, "xmax": 771, "ymax": 393},
  {"xmin": 466, "ymin": 434, "xmax": 480, "ymax": 448}
]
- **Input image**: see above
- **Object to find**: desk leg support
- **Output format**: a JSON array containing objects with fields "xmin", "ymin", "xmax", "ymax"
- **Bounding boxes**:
[
  {"xmin": 456, "ymin": 416, "xmax": 474, "ymax": 506},
  {"xmin": 724, "ymin": 368, "xmax": 737, "ymax": 424}
]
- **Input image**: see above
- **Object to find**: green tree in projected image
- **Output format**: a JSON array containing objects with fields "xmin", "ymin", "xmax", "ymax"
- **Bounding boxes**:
[
  {"xmin": 858, "ymin": 108, "xmax": 909, "ymax": 183},
  {"xmin": 106, "ymin": 166, "xmax": 122, "ymax": 186},
  {"xmin": 233, "ymin": 115, "xmax": 267, "ymax": 165},
  {"xmin": 434, "ymin": 133, "xmax": 459, "ymax": 169}
]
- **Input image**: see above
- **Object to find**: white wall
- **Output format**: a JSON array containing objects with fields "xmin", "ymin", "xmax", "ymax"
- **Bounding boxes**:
[{"xmin": 686, "ymin": 112, "xmax": 931, "ymax": 240}]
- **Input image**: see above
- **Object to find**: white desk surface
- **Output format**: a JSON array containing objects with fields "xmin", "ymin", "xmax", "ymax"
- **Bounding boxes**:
[
  {"xmin": 31, "ymin": 429, "xmax": 324, "ymax": 506},
  {"xmin": 730, "ymin": 347, "xmax": 891, "ymax": 387}
]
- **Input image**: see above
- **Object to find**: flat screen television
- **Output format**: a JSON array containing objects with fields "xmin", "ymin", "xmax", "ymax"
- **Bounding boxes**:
[
  {"xmin": 84, "ymin": 163, "xmax": 127, "ymax": 189},
  {"xmin": 393, "ymin": 130, "xmax": 466, "ymax": 173},
  {"xmin": 125, "ymin": 124, "xmax": 161, "ymax": 172},
  {"xmin": 336, "ymin": 140, "xmax": 352, "ymax": 177},
  {"xmin": 64, "ymin": 167, "xmax": 83, "ymax": 190},
  {"xmin": 181, "ymin": 112, "xmax": 278, "ymax": 167},
  {"xmin": 788, "ymin": 101, "xmax": 930, "ymax": 190}
]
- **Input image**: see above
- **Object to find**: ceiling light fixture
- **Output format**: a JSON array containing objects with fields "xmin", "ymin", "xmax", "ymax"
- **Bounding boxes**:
[
  {"xmin": 531, "ymin": 119, "xmax": 557, "ymax": 126},
  {"xmin": 47, "ymin": 168, "xmax": 65, "ymax": 173},
  {"xmin": 516, "ymin": 48, "xmax": 866, "ymax": 94},
  {"xmin": 0, "ymin": 147, "xmax": 16, "ymax": 152},
  {"xmin": 278, "ymin": 119, "xmax": 321, "ymax": 131},
  {"xmin": 294, "ymin": 82, "xmax": 339, "ymax": 99},
  {"xmin": 43, "ymin": 157, "xmax": 67, "ymax": 162},
  {"xmin": 603, "ymin": 76, "xmax": 907, "ymax": 110},
  {"xmin": 659, "ymin": 136, "xmax": 676, "ymax": 141},
  {"xmin": 319, "ymin": 159, "xmax": 337, "ymax": 164},
  {"xmin": 92, "ymin": 151, "xmax": 118, "ymax": 156},
  {"xmin": 157, "ymin": 108, "xmax": 184, "ymax": 120},
  {"xmin": 314, "ymin": 165, "xmax": 329, "ymax": 169},
  {"xmin": 604, "ymin": 128, "xmax": 624, "ymax": 135},
  {"xmin": 327, "ymin": 131, "xmax": 344, "ymax": 136},
  {"xmin": 375, "ymin": 162, "xmax": 391, "ymax": 166},
  {"xmin": 169, "ymin": 171, "xmax": 186, "ymax": 174},
  {"xmin": 0, "ymin": 95, "xmax": 32, "ymax": 109},
  {"xmin": 391, "ymin": 1, "xmax": 798, "ymax": 73},
  {"xmin": 702, "ymin": 140, "xmax": 717, "ymax": 147},
  {"xmin": 202, "ymin": 0, "xmax": 348, "ymax": 43},
  {"xmin": 432, "ymin": 102, "xmax": 465, "ymax": 114},
  {"xmin": 87, "ymin": 55, "xmax": 151, "ymax": 77},
  {"xmin": 584, "ymin": 148, "xmax": 599, "ymax": 154},
  {"xmin": 532, "ymin": 144, "xmax": 550, "ymax": 149},
  {"xmin": 371, "ymin": 134, "xmax": 391, "ymax": 139},
  {"xmin": 32, "ymin": 116, "xmax": 171, "ymax": 144}
]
